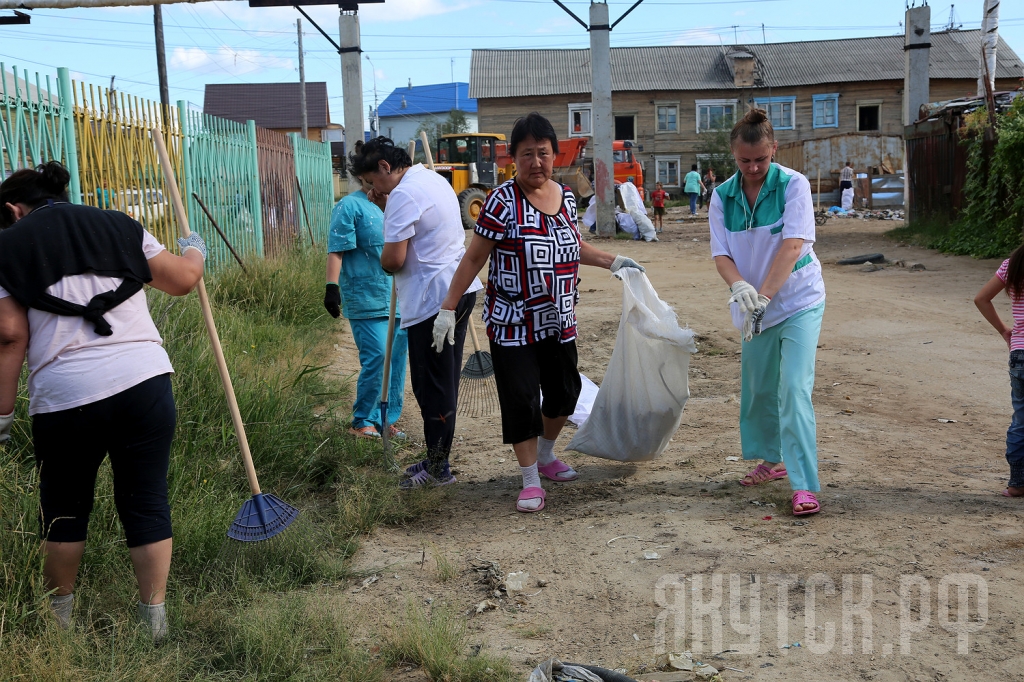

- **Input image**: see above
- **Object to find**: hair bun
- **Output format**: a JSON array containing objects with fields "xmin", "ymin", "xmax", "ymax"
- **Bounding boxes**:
[
  {"xmin": 743, "ymin": 108, "xmax": 768, "ymax": 125},
  {"xmin": 38, "ymin": 161, "xmax": 70, "ymax": 194}
]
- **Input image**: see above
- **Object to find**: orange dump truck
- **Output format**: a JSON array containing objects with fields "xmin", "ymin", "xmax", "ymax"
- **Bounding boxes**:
[{"xmin": 494, "ymin": 138, "xmax": 645, "ymax": 200}]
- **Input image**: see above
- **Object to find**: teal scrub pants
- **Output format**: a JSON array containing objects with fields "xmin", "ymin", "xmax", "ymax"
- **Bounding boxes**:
[
  {"xmin": 348, "ymin": 317, "xmax": 408, "ymax": 430},
  {"xmin": 740, "ymin": 302, "xmax": 824, "ymax": 492}
]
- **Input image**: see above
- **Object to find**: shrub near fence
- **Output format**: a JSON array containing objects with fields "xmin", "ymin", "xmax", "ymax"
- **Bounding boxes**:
[{"xmin": 1, "ymin": 63, "xmax": 334, "ymax": 270}]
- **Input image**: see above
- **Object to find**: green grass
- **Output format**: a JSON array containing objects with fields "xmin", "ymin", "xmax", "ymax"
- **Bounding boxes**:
[
  {"xmin": 0, "ymin": 247, "xmax": 504, "ymax": 680},
  {"xmin": 886, "ymin": 215, "xmax": 953, "ymax": 250}
]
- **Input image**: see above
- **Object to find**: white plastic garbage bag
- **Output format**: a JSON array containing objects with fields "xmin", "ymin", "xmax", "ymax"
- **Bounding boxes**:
[
  {"xmin": 581, "ymin": 199, "xmax": 596, "ymax": 229},
  {"xmin": 841, "ymin": 187, "xmax": 854, "ymax": 211},
  {"xmin": 567, "ymin": 269, "xmax": 696, "ymax": 461},
  {"xmin": 619, "ymin": 181, "xmax": 658, "ymax": 242}
]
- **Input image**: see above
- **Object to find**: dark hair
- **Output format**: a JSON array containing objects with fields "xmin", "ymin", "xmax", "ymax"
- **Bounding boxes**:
[
  {"xmin": 730, "ymin": 107, "xmax": 775, "ymax": 146},
  {"xmin": 509, "ymin": 112, "xmax": 559, "ymax": 157},
  {"xmin": 348, "ymin": 136, "xmax": 412, "ymax": 176},
  {"xmin": 691, "ymin": 164, "xmax": 698, "ymax": 171},
  {"xmin": 0, "ymin": 161, "xmax": 71, "ymax": 228},
  {"xmin": 1006, "ymin": 243, "xmax": 1024, "ymax": 300}
]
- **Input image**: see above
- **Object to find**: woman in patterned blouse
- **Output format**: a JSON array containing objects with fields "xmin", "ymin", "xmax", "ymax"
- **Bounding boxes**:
[{"xmin": 434, "ymin": 113, "xmax": 644, "ymax": 513}]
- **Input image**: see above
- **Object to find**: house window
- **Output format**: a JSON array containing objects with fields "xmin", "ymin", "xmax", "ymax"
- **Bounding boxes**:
[
  {"xmin": 754, "ymin": 97, "xmax": 796, "ymax": 130},
  {"xmin": 656, "ymin": 157, "xmax": 680, "ymax": 186},
  {"xmin": 568, "ymin": 103, "xmax": 591, "ymax": 137},
  {"xmin": 614, "ymin": 115, "xmax": 635, "ymax": 141},
  {"xmin": 857, "ymin": 100, "xmax": 882, "ymax": 132},
  {"xmin": 656, "ymin": 103, "xmax": 678, "ymax": 132},
  {"xmin": 696, "ymin": 99, "xmax": 737, "ymax": 132},
  {"xmin": 812, "ymin": 93, "xmax": 839, "ymax": 128}
]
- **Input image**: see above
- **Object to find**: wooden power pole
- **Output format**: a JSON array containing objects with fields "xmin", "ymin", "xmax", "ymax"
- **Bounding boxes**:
[{"xmin": 298, "ymin": 18, "xmax": 308, "ymax": 140}]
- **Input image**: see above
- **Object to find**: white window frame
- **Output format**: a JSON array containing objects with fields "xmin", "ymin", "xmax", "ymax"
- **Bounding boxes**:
[
  {"xmin": 856, "ymin": 99, "xmax": 883, "ymax": 132},
  {"xmin": 568, "ymin": 103, "xmax": 592, "ymax": 137},
  {"xmin": 753, "ymin": 96, "xmax": 797, "ymax": 131},
  {"xmin": 655, "ymin": 155, "xmax": 681, "ymax": 187},
  {"xmin": 695, "ymin": 99, "xmax": 739, "ymax": 133},
  {"xmin": 812, "ymin": 93, "xmax": 839, "ymax": 129},
  {"xmin": 655, "ymin": 101, "xmax": 679, "ymax": 134}
]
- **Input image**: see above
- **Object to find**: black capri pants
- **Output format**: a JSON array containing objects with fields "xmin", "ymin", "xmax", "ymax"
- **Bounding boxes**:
[
  {"xmin": 33, "ymin": 373, "xmax": 176, "ymax": 547},
  {"xmin": 490, "ymin": 335, "xmax": 582, "ymax": 444}
]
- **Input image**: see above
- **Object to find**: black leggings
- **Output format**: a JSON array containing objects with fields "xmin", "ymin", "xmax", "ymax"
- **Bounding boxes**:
[
  {"xmin": 33, "ymin": 374, "xmax": 176, "ymax": 547},
  {"xmin": 406, "ymin": 292, "xmax": 475, "ymax": 477}
]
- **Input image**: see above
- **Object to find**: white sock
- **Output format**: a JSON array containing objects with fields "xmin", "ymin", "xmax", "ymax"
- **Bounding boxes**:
[
  {"xmin": 137, "ymin": 601, "xmax": 168, "ymax": 642},
  {"xmin": 49, "ymin": 592, "xmax": 73, "ymax": 628},
  {"xmin": 519, "ymin": 464, "xmax": 543, "ymax": 510},
  {"xmin": 537, "ymin": 437, "xmax": 557, "ymax": 466}
]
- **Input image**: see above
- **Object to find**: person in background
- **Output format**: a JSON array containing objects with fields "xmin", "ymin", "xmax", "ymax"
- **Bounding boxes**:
[
  {"xmin": 974, "ymin": 247, "xmax": 1024, "ymax": 498},
  {"xmin": 351, "ymin": 137, "xmax": 483, "ymax": 489},
  {"xmin": 95, "ymin": 179, "xmax": 111, "ymax": 210},
  {"xmin": 435, "ymin": 113, "xmax": 645, "ymax": 513},
  {"xmin": 0, "ymin": 161, "xmax": 206, "ymax": 640},
  {"xmin": 324, "ymin": 144, "xmax": 407, "ymax": 440},
  {"xmin": 701, "ymin": 166, "xmax": 717, "ymax": 210},
  {"xmin": 684, "ymin": 164, "xmax": 705, "ymax": 216},
  {"xmin": 650, "ymin": 181, "xmax": 668, "ymax": 232},
  {"xmin": 709, "ymin": 108, "xmax": 826, "ymax": 517},
  {"xmin": 839, "ymin": 161, "xmax": 854, "ymax": 194}
]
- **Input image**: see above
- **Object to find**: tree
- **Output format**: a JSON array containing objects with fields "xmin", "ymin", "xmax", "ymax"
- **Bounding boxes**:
[
  {"xmin": 696, "ymin": 128, "xmax": 736, "ymax": 180},
  {"xmin": 414, "ymin": 109, "xmax": 472, "ymax": 164}
]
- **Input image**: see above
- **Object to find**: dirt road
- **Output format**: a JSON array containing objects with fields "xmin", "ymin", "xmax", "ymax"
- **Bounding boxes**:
[{"xmin": 336, "ymin": 208, "xmax": 1022, "ymax": 681}]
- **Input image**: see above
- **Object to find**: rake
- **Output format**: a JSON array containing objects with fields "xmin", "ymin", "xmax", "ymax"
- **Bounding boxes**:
[
  {"xmin": 153, "ymin": 129, "xmax": 301, "ymax": 546},
  {"xmin": 457, "ymin": 320, "xmax": 499, "ymax": 417}
]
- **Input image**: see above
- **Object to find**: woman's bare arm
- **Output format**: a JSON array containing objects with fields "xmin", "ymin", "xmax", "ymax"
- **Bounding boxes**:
[{"xmin": 0, "ymin": 297, "xmax": 28, "ymax": 414}]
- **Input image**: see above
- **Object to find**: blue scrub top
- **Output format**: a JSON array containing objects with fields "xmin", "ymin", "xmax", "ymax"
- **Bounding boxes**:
[{"xmin": 327, "ymin": 190, "xmax": 398, "ymax": 320}]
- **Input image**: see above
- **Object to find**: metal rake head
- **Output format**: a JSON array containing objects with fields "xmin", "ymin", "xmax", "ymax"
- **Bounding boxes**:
[{"xmin": 457, "ymin": 373, "xmax": 500, "ymax": 417}]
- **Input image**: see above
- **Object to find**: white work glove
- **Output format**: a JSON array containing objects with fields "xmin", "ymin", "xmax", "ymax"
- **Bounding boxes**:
[
  {"xmin": 610, "ymin": 255, "xmax": 645, "ymax": 274},
  {"xmin": 0, "ymin": 410, "xmax": 13, "ymax": 444},
  {"xmin": 431, "ymin": 309, "xmax": 457, "ymax": 353},
  {"xmin": 176, "ymin": 232, "xmax": 207, "ymax": 260},
  {"xmin": 728, "ymin": 280, "xmax": 759, "ymax": 313},
  {"xmin": 740, "ymin": 294, "xmax": 772, "ymax": 342}
]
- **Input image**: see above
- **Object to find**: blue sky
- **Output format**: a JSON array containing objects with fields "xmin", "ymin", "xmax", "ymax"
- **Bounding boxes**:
[{"xmin": 1, "ymin": 0, "xmax": 1021, "ymax": 129}]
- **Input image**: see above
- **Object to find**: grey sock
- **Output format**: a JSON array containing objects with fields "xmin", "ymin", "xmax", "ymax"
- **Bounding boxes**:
[
  {"xmin": 49, "ymin": 593, "xmax": 73, "ymax": 629},
  {"xmin": 137, "ymin": 601, "xmax": 168, "ymax": 643},
  {"xmin": 1010, "ymin": 460, "xmax": 1024, "ymax": 488}
]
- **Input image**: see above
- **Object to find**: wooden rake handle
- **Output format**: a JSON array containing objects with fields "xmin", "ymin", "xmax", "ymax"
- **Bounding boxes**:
[{"xmin": 152, "ymin": 128, "xmax": 262, "ymax": 497}]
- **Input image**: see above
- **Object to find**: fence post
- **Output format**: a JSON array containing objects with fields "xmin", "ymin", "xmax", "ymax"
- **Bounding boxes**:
[
  {"xmin": 56, "ymin": 67, "xmax": 82, "ymax": 204},
  {"xmin": 177, "ymin": 100, "xmax": 194, "ymax": 229},
  {"xmin": 246, "ymin": 119, "xmax": 264, "ymax": 256}
]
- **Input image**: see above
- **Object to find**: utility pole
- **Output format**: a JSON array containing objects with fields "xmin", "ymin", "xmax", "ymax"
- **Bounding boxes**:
[
  {"xmin": 297, "ymin": 18, "xmax": 308, "ymax": 140},
  {"xmin": 153, "ymin": 5, "xmax": 169, "ymax": 115},
  {"xmin": 366, "ymin": 53, "xmax": 379, "ymax": 135},
  {"xmin": 553, "ymin": 0, "xmax": 645, "ymax": 237},
  {"xmin": 339, "ymin": 6, "xmax": 363, "ymax": 191},
  {"xmin": 903, "ymin": 3, "xmax": 931, "ymax": 125},
  {"xmin": 977, "ymin": 0, "xmax": 1000, "ymax": 97}
]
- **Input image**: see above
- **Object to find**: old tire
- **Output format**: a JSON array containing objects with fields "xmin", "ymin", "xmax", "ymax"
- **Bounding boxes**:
[{"xmin": 458, "ymin": 187, "xmax": 487, "ymax": 230}]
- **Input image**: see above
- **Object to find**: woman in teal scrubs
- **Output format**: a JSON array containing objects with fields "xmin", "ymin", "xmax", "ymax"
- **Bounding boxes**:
[
  {"xmin": 708, "ymin": 109, "xmax": 826, "ymax": 517},
  {"xmin": 324, "ymin": 153, "xmax": 407, "ymax": 438}
]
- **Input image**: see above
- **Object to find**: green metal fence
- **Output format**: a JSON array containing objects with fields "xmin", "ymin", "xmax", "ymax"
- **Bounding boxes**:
[
  {"xmin": 2, "ymin": 66, "xmax": 334, "ymax": 273},
  {"xmin": 290, "ymin": 132, "xmax": 334, "ymax": 245},
  {"xmin": 0, "ymin": 64, "xmax": 77, "ymax": 198},
  {"xmin": 180, "ymin": 104, "xmax": 264, "ymax": 270}
]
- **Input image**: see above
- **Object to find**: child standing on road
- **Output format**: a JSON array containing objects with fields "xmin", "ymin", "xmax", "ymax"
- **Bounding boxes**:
[
  {"xmin": 975, "ymin": 246, "xmax": 1024, "ymax": 497},
  {"xmin": 650, "ymin": 182, "xmax": 668, "ymax": 232}
]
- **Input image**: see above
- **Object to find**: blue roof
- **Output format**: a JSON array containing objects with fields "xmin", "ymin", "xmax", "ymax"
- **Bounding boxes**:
[{"xmin": 377, "ymin": 82, "xmax": 476, "ymax": 118}]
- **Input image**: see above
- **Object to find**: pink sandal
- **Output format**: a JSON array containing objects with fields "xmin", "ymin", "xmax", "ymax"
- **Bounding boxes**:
[
  {"xmin": 740, "ymin": 463, "xmax": 787, "ymax": 486},
  {"xmin": 538, "ymin": 459, "xmax": 578, "ymax": 482},
  {"xmin": 792, "ymin": 491, "xmax": 821, "ymax": 516},
  {"xmin": 517, "ymin": 487, "xmax": 546, "ymax": 513}
]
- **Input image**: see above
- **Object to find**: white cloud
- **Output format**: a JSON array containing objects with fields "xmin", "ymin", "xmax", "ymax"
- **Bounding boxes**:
[{"xmin": 170, "ymin": 46, "xmax": 293, "ymax": 76}]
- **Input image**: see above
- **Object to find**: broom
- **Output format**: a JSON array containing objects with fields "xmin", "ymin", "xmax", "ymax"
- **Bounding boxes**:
[
  {"xmin": 458, "ymin": 320, "xmax": 499, "ymax": 417},
  {"xmin": 153, "ymin": 129, "xmax": 301, "ymax": 545}
]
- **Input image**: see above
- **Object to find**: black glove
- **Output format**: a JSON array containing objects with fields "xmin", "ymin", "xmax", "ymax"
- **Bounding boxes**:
[{"xmin": 324, "ymin": 283, "xmax": 341, "ymax": 318}]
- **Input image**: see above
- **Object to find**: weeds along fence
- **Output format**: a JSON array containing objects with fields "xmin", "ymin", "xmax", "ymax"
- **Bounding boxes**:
[{"xmin": 1, "ymin": 63, "xmax": 333, "ymax": 271}]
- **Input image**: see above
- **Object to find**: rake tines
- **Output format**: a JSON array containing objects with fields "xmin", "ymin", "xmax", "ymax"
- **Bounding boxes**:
[{"xmin": 457, "ymin": 322, "xmax": 499, "ymax": 417}]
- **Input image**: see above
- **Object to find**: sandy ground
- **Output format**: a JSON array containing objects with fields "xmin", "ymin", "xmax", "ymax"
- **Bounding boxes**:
[{"xmin": 331, "ymin": 206, "xmax": 1024, "ymax": 682}]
